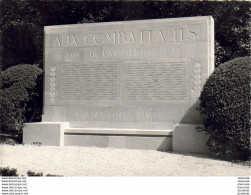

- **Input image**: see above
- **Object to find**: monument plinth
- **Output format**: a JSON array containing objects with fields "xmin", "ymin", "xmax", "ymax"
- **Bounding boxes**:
[{"xmin": 24, "ymin": 16, "xmax": 214, "ymax": 152}]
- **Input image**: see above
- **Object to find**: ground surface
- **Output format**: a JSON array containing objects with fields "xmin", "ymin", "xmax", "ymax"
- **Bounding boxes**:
[{"xmin": 0, "ymin": 144, "xmax": 250, "ymax": 176}]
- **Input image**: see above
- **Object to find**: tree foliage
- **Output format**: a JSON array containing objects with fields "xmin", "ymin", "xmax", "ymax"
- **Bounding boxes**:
[
  {"xmin": 0, "ymin": 0, "xmax": 44, "ymax": 70},
  {"xmin": 0, "ymin": 64, "xmax": 42, "ymax": 136},
  {"xmin": 0, "ymin": 1, "xmax": 249, "ymax": 132},
  {"xmin": 0, "ymin": 1, "xmax": 250, "ymax": 70}
]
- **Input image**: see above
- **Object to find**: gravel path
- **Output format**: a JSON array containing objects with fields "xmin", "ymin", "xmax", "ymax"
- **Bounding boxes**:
[{"xmin": 0, "ymin": 145, "xmax": 250, "ymax": 176}]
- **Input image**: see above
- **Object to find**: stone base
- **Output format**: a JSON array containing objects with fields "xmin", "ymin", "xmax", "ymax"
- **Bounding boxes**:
[
  {"xmin": 172, "ymin": 124, "xmax": 209, "ymax": 153},
  {"xmin": 65, "ymin": 134, "xmax": 172, "ymax": 151},
  {"xmin": 23, "ymin": 122, "xmax": 69, "ymax": 146},
  {"xmin": 64, "ymin": 128, "xmax": 172, "ymax": 150},
  {"xmin": 23, "ymin": 122, "xmax": 209, "ymax": 153}
]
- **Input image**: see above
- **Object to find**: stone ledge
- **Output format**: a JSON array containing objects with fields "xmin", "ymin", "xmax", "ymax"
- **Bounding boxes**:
[
  {"xmin": 64, "ymin": 128, "xmax": 173, "ymax": 136},
  {"xmin": 64, "ymin": 134, "xmax": 172, "ymax": 151}
]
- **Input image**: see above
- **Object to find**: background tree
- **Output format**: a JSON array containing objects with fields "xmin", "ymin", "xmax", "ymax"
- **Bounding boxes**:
[
  {"xmin": 0, "ymin": 0, "xmax": 44, "ymax": 70},
  {"xmin": 0, "ymin": 64, "xmax": 42, "ymax": 141},
  {"xmin": 0, "ymin": 1, "xmax": 249, "ymax": 70}
]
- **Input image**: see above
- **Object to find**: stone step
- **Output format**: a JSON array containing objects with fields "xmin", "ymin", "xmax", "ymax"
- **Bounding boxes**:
[
  {"xmin": 64, "ymin": 128, "xmax": 172, "ymax": 150},
  {"xmin": 64, "ymin": 128, "xmax": 173, "ymax": 136}
]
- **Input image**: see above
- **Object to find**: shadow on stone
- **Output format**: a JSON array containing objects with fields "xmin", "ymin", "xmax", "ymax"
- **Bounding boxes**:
[
  {"xmin": 180, "ymin": 100, "xmax": 202, "ymax": 124},
  {"xmin": 157, "ymin": 137, "xmax": 172, "ymax": 151},
  {"xmin": 171, "ymin": 99, "xmax": 209, "ymax": 154}
]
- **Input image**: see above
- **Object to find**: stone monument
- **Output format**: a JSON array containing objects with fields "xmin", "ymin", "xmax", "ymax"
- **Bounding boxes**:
[{"xmin": 23, "ymin": 16, "xmax": 214, "ymax": 153}]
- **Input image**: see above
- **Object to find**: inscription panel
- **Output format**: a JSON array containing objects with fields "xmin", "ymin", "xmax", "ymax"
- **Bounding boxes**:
[
  {"xmin": 124, "ymin": 61, "xmax": 189, "ymax": 101},
  {"xmin": 60, "ymin": 62, "xmax": 119, "ymax": 100}
]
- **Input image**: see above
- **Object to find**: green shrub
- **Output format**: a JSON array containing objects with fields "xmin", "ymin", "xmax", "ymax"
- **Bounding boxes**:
[
  {"xmin": 0, "ymin": 64, "xmax": 42, "ymax": 140},
  {"xmin": 199, "ymin": 57, "xmax": 250, "ymax": 161},
  {"xmin": 0, "ymin": 167, "xmax": 18, "ymax": 176}
]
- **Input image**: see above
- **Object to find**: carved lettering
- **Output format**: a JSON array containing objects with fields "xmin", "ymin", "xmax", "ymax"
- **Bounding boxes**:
[
  {"xmin": 75, "ymin": 110, "xmax": 91, "ymax": 118},
  {"xmin": 66, "ymin": 51, "xmax": 80, "ymax": 59},
  {"xmin": 167, "ymin": 29, "xmax": 177, "ymax": 42},
  {"xmin": 106, "ymin": 32, "xmax": 116, "ymax": 44},
  {"xmin": 94, "ymin": 33, "xmax": 105, "ymax": 44},
  {"xmin": 93, "ymin": 110, "xmax": 108, "ymax": 121},
  {"xmin": 128, "ymin": 32, "xmax": 136, "ymax": 44},
  {"xmin": 124, "ymin": 61, "xmax": 189, "ymax": 101},
  {"xmin": 187, "ymin": 29, "xmax": 196, "ymax": 40},
  {"xmin": 53, "ymin": 36, "xmax": 61, "ymax": 47},
  {"xmin": 84, "ymin": 33, "xmax": 93, "ymax": 45},
  {"xmin": 118, "ymin": 32, "xmax": 127, "ymax": 44},
  {"xmin": 52, "ymin": 27, "xmax": 200, "ymax": 47},
  {"xmin": 90, "ymin": 50, "xmax": 97, "ymax": 58},
  {"xmin": 60, "ymin": 63, "xmax": 119, "ymax": 100},
  {"xmin": 53, "ymin": 35, "xmax": 78, "ymax": 47},
  {"xmin": 156, "ymin": 30, "xmax": 165, "ymax": 42},
  {"xmin": 102, "ymin": 48, "xmax": 151, "ymax": 57}
]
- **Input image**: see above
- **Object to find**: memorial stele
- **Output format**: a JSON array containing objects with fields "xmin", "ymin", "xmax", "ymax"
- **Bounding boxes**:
[{"xmin": 23, "ymin": 16, "xmax": 214, "ymax": 153}]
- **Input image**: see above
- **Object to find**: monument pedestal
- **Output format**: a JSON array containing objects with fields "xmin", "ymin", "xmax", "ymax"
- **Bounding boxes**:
[
  {"xmin": 23, "ymin": 122, "xmax": 209, "ymax": 153},
  {"xmin": 23, "ymin": 122, "xmax": 69, "ymax": 146},
  {"xmin": 23, "ymin": 123, "xmax": 173, "ymax": 151},
  {"xmin": 64, "ymin": 127, "xmax": 172, "ymax": 150}
]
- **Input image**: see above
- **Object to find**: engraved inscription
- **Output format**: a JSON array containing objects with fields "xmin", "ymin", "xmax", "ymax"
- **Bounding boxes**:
[
  {"xmin": 102, "ymin": 47, "xmax": 151, "ymax": 58},
  {"xmin": 51, "ymin": 27, "xmax": 199, "ymax": 48},
  {"xmin": 65, "ymin": 107, "xmax": 92, "ymax": 121},
  {"xmin": 93, "ymin": 108, "xmax": 108, "ymax": 121},
  {"xmin": 66, "ymin": 51, "xmax": 80, "ymax": 60},
  {"xmin": 108, "ymin": 107, "xmax": 152, "ymax": 122},
  {"xmin": 53, "ymin": 34, "xmax": 78, "ymax": 47},
  {"xmin": 160, "ymin": 46, "xmax": 183, "ymax": 57},
  {"xmin": 64, "ymin": 106, "xmax": 183, "ymax": 122},
  {"xmin": 124, "ymin": 62, "xmax": 189, "ymax": 101},
  {"xmin": 60, "ymin": 63, "xmax": 119, "ymax": 100}
]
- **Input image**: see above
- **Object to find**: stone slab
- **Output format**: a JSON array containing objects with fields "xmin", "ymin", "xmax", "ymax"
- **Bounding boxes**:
[
  {"xmin": 64, "ymin": 128, "xmax": 172, "ymax": 136},
  {"xmin": 43, "ymin": 16, "xmax": 214, "ymax": 130},
  {"xmin": 23, "ymin": 17, "xmax": 214, "ymax": 153},
  {"xmin": 23, "ymin": 122, "xmax": 69, "ymax": 146},
  {"xmin": 172, "ymin": 124, "xmax": 209, "ymax": 153},
  {"xmin": 64, "ymin": 134, "xmax": 172, "ymax": 151}
]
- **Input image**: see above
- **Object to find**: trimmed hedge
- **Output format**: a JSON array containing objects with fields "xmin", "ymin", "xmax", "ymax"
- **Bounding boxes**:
[
  {"xmin": 0, "ymin": 64, "xmax": 42, "ymax": 139},
  {"xmin": 199, "ymin": 57, "xmax": 250, "ymax": 160}
]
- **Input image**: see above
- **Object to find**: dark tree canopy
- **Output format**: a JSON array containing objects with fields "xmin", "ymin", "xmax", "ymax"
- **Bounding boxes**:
[{"xmin": 0, "ymin": 1, "xmax": 250, "ymax": 70}]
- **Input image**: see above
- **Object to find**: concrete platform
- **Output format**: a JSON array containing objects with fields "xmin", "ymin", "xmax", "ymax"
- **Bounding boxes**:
[
  {"xmin": 64, "ymin": 128, "xmax": 173, "ymax": 136},
  {"xmin": 64, "ymin": 128, "xmax": 172, "ymax": 151},
  {"xmin": 65, "ymin": 134, "xmax": 172, "ymax": 151},
  {"xmin": 23, "ymin": 122, "xmax": 209, "ymax": 153}
]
